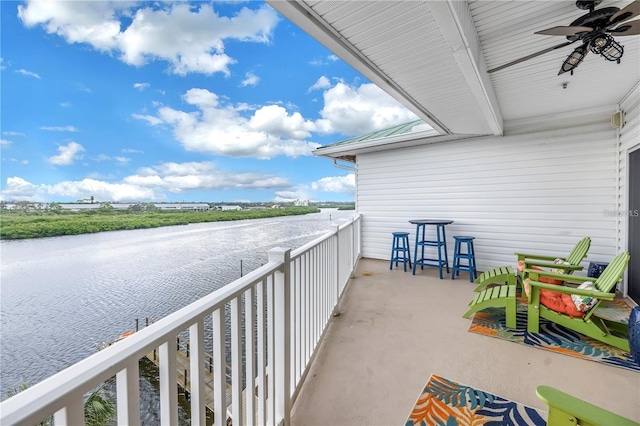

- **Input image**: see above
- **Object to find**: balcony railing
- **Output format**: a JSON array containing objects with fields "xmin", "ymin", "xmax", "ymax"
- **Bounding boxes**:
[{"xmin": 0, "ymin": 214, "xmax": 361, "ymax": 425}]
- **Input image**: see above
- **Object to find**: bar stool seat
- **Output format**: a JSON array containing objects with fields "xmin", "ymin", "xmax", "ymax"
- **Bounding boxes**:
[
  {"xmin": 451, "ymin": 236, "xmax": 477, "ymax": 282},
  {"xmin": 390, "ymin": 232, "xmax": 412, "ymax": 272}
]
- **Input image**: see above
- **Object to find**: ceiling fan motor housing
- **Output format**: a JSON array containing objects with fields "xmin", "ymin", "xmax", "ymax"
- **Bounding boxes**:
[{"xmin": 576, "ymin": 0, "xmax": 603, "ymax": 11}]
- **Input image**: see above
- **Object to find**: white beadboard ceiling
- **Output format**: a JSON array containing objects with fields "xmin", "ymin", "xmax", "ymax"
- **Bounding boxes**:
[{"xmin": 268, "ymin": 0, "xmax": 640, "ymax": 136}]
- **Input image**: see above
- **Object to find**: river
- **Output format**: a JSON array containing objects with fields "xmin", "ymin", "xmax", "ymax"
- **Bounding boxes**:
[{"xmin": 0, "ymin": 209, "xmax": 355, "ymax": 412}]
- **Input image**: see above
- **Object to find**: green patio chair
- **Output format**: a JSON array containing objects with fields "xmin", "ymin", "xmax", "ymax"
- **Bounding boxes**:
[
  {"xmin": 525, "ymin": 251, "xmax": 630, "ymax": 351},
  {"xmin": 536, "ymin": 385, "xmax": 639, "ymax": 426},
  {"xmin": 472, "ymin": 237, "xmax": 591, "ymax": 292},
  {"xmin": 515, "ymin": 236, "xmax": 591, "ymax": 280}
]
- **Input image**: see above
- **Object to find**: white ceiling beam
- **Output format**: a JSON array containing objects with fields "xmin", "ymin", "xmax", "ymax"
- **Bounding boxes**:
[{"xmin": 428, "ymin": 1, "xmax": 504, "ymax": 135}]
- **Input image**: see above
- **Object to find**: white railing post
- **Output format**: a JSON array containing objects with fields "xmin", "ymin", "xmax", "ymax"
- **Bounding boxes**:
[
  {"xmin": 330, "ymin": 224, "xmax": 340, "ymax": 312},
  {"xmin": 116, "ymin": 360, "xmax": 141, "ymax": 425},
  {"xmin": 268, "ymin": 247, "xmax": 291, "ymax": 426}
]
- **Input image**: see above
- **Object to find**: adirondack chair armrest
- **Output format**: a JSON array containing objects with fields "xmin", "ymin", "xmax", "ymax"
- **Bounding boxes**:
[
  {"xmin": 523, "ymin": 268, "xmax": 588, "ymax": 282},
  {"xmin": 525, "ymin": 279, "xmax": 616, "ymax": 300},
  {"xmin": 515, "ymin": 252, "xmax": 560, "ymax": 262},
  {"xmin": 521, "ymin": 260, "xmax": 583, "ymax": 271},
  {"xmin": 536, "ymin": 386, "xmax": 640, "ymax": 426}
]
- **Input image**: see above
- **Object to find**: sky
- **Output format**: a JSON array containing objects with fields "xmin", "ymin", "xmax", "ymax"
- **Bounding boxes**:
[{"xmin": 0, "ymin": 1, "xmax": 419, "ymax": 203}]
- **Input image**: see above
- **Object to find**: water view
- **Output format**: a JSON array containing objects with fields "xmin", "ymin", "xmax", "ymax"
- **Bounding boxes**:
[{"xmin": 0, "ymin": 209, "xmax": 354, "ymax": 403}]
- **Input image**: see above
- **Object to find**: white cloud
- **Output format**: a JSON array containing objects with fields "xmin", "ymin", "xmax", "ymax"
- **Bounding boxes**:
[
  {"xmin": 49, "ymin": 141, "xmax": 85, "ymax": 165},
  {"xmin": 308, "ymin": 76, "xmax": 331, "ymax": 92},
  {"xmin": 41, "ymin": 125, "xmax": 78, "ymax": 132},
  {"xmin": 1, "ymin": 176, "xmax": 159, "ymax": 202},
  {"xmin": 240, "ymin": 72, "xmax": 260, "ymax": 87},
  {"xmin": 59, "ymin": 101, "xmax": 72, "ymax": 108},
  {"xmin": 247, "ymin": 105, "xmax": 315, "ymax": 139},
  {"xmin": 16, "ymin": 68, "xmax": 41, "ymax": 79},
  {"xmin": 315, "ymin": 82, "xmax": 419, "ymax": 136},
  {"xmin": 1, "ymin": 139, "xmax": 12, "ymax": 147},
  {"xmin": 328, "ymin": 54, "xmax": 340, "ymax": 62},
  {"xmin": 18, "ymin": 2, "xmax": 280, "ymax": 76},
  {"xmin": 77, "ymin": 84, "xmax": 92, "ymax": 93},
  {"xmin": 1, "ymin": 161, "xmax": 295, "ymax": 202},
  {"xmin": 0, "ymin": 58, "xmax": 5, "ymax": 70},
  {"xmin": 311, "ymin": 174, "xmax": 355, "ymax": 194},
  {"xmin": 134, "ymin": 82, "xmax": 150, "ymax": 91},
  {"xmin": 115, "ymin": 156, "xmax": 130, "ymax": 164},
  {"xmin": 3, "ymin": 131, "xmax": 26, "ymax": 137},
  {"xmin": 10, "ymin": 158, "xmax": 29, "ymax": 165},
  {"xmin": 132, "ymin": 113, "xmax": 163, "ymax": 126},
  {"xmin": 124, "ymin": 161, "xmax": 291, "ymax": 193},
  {"xmin": 139, "ymin": 88, "xmax": 320, "ymax": 159},
  {"xmin": 273, "ymin": 189, "xmax": 310, "ymax": 203},
  {"xmin": 122, "ymin": 148, "xmax": 143, "ymax": 154}
]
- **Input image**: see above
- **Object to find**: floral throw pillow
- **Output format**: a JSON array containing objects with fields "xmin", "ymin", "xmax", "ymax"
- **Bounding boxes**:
[
  {"xmin": 571, "ymin": 281, "xmax": 598, "ymax": 312},
  {"xmin": 551, "ymin": 258, "xmax": 571, "ymax": 274}
]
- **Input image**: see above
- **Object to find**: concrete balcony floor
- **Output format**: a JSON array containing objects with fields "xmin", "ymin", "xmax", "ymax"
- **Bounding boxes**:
[{"xmin": 291, "ymin": 258, "xmax": 640, "ymax": 425}]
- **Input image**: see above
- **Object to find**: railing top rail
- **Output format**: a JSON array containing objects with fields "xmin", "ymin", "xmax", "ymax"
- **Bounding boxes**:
[
  {"xmin": 291, "ymin": 214, "xmax": 360, "ymax": 260},
  {"xmin": 0, "ymin": 259, "xmax": 283, "ymax": 425}
]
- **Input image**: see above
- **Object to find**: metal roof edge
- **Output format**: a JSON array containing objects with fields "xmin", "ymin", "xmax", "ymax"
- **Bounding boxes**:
[{"xmin": 313, "ymin": 131, "xmax": 488, "ymax": 159}]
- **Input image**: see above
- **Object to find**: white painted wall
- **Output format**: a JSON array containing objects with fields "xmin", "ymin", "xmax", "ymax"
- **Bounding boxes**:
[{"xmin": 356, "ymin": 107, "xmax": 619, "ymax": 278}]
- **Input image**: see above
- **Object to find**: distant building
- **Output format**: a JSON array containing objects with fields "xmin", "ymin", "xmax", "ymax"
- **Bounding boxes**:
[
  {"xmin": 153, "ymin": 203, "xmax": 210, "ymax": 211},
  {"xmin": 214, "ymin": 205, "xmax": 242, "ymax": 211},
  {"xmin": 294, "ymin": 199, "xmax": 309, "ymax": 207}
]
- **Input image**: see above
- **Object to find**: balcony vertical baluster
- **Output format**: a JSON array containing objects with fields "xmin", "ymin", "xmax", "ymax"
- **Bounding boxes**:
[
  {"xmin": 212, "ymin": 308, "xmax": 226, "ymax": 426},
  {"xmin": 116, "ymin": 359, "xmax": 141, "ymax": 425},
  {"xmin": 230, "ymin": 296, "xmax": 243, "ymax": 426},
  {"xmin": 244, "ymin": 286, "xmax": 256, "ymax": 426},
  {"xmin": 256, "ymin": 278, "xmax": 267, "ymax": 425},
  {"xmin": 159, "ymin": 339, "xmax": 178, "ymax": 425},
  {"xmin": 189, "ymin": 319, "xmax": 206, "ymax": 426}
]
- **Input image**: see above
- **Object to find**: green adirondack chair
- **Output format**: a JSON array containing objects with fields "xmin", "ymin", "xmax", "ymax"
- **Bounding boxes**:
[
  {"xmin": 536, "ymin": 386, "xmax": 639, "ymax": 426},
  {"xmin": 473, "ymin": 237, "xmax": 591, "ymax": 293},
  {"xmin": 515, "ymin": 236, "xmax": 591, "ymax": 281},
  {"xmin": 525, "ymin": 251, "xmax": 630, "ymax": 351}
]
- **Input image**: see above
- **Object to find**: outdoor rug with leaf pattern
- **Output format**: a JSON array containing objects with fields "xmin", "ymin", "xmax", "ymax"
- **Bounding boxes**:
[
  {"xmin": 406, "ymin": 374, "xmax": 546, "ymax": 425},
  {"xmin": 468, "ymin": 299, "xmax": 640, "ymax": 372}
]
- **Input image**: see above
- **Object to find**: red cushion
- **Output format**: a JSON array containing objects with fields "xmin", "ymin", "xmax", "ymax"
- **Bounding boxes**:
[
  {"xmin": 539, "ymin": 290, "xmax": 585, "ymax": 318},
  {"xmin": 517, "ymin": 262, "xmax": 564, "ymax": 285}
]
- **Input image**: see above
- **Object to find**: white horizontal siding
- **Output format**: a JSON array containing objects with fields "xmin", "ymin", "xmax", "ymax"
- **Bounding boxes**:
[{"xmin": 357, "ymin": 110, "xmax": 618, "ymax": 274}]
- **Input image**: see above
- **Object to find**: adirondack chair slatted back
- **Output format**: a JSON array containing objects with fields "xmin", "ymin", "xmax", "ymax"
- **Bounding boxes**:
[
  {"xmin": 565, "ymin": 237, "xmax": 591, "ymax": 266},
  {"xmin": 593, "ymin": 252, "xmax": 630, "ymax": 293},
  {"xmin": 583, "ymin": 251, "xmax": 630, "ymax": 321}
]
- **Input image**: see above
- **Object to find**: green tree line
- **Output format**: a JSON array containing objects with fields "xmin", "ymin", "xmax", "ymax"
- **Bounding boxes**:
[{"xmin": 0, "ymin": 207, "xmax": 320, "ymax": 240}]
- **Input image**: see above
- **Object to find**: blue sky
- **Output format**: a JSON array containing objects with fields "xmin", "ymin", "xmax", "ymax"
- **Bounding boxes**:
[{"xmin": 1, "ymin": 1, "xmax": 417, "ymax": 203}]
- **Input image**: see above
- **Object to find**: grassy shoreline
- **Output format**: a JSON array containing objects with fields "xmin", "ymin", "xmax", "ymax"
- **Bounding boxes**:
[{"xmin": 0, "ymin": 207, "xmax": 321, "ymax": 240}]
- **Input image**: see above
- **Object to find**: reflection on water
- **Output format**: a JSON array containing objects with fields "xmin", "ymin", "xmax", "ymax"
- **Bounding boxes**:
[{"xmin": 0, "ymin": 209, "xmax": 354, "ymax": 405}]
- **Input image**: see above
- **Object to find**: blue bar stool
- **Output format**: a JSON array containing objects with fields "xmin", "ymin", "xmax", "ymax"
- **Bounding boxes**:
[
  {"xmin": 390, "ymin": 232, "xmax": 412, "ymax": 271},
  {"xmin": 451, "ymin": 236, "xmax": 477, "ymax": 282}
]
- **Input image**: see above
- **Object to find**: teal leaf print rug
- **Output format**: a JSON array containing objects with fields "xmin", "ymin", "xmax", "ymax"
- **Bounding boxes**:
[
  {"xmin": 406, "ymin": 374, "xmax": 546, "ymax": 425},
  {"xmin": 468, "ymin": 300, "xmax": 640, "ymax": 372}
]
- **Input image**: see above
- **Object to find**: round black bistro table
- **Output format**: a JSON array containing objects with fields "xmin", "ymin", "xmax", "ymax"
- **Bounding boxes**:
[{"xmin": 409, "ymin": 219, "xmax": 454, "ymax": 279}]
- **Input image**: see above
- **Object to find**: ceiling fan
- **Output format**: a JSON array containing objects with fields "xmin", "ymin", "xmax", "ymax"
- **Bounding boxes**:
[{"xmin": 488, "ymin": 0, "xmax": 640, "ymax": 75}]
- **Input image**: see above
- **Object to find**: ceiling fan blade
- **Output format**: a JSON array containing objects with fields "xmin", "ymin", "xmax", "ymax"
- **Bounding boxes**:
[
  {"xmin": 487, "ymin": 41, "xmax": 575, "ymax": 73},
  {"xmin": 609, "ymin": 1, "xmax": 640, "ymax": 26},
  {"xmin": 534, "ymin": 26, "xmax": 593, "ymax": 36},
  {"xmin": 608, "ymin": 19, "xmax": 640, "ymax": 35}
]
